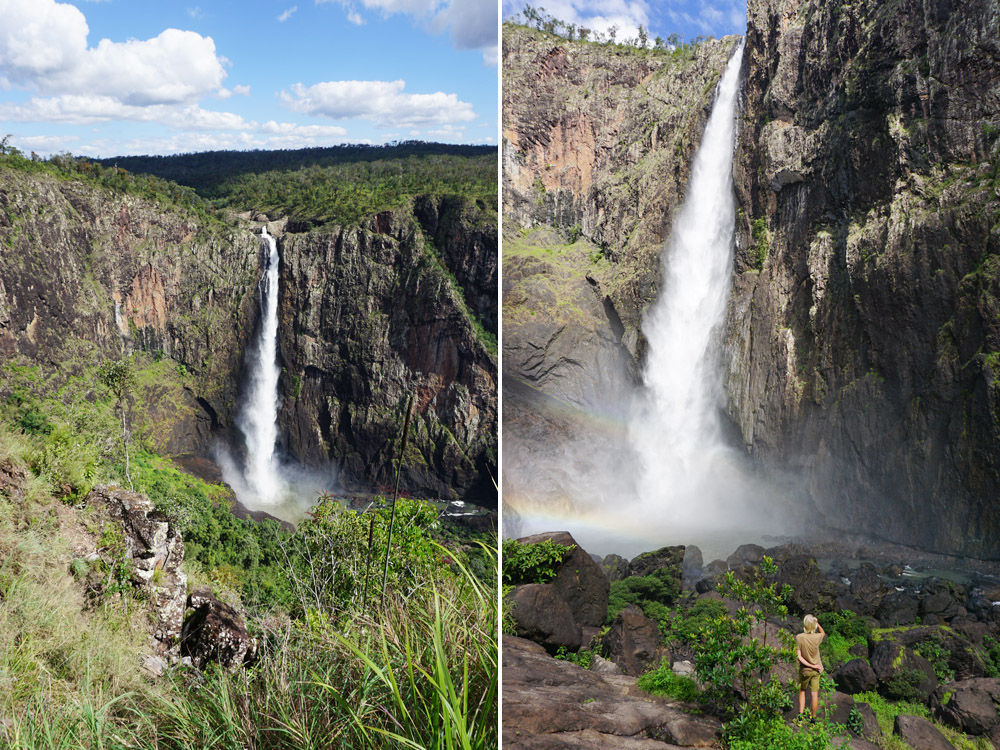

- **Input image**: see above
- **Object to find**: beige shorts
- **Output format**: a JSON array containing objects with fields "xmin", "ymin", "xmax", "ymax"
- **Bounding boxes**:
[{"xmin": 798, "ymin": 667, "xmax": 820, "ymax": 692}]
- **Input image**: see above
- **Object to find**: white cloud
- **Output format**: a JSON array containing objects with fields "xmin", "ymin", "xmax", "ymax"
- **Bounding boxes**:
[
  {"xmin": 280, "ymin": 79, "xmax": 476, "ymax": 127},
  {"xmin": 320, "ymin": 0, "xmax": 496, "ymax": 65},
  {"xmin": 5, "ymin": 133, "xmax": 79, "ymax": 153},
  {"xmin": 278, "ymin": 5, "xmax": 298, "ymax": 22},
  {"xmin": 0, "ymin": 0, "xmax": 228, "ymax": 105},
  {"xmin": 232, "ymin": 84, "xmax": 251, "ymax": 96},
  {"xmin": 259, "ymin": 120, "xmax": 348, "ymax": 137},
  {"xmin": 0, "ymin": 96, "xmax": 253, "ymax": 129},
  {"xmin": 187, "ymin": 6, "xmax": 205, "ymax": 19}
]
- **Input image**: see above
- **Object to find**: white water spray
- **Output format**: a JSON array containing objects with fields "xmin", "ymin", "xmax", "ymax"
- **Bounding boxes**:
[
  {"xmin": 630, "ymin": 41, "xmax": 749, "ymax": 527},
  {"xmin": 237, "ymin": 225, "xmax": 282, "ymax": 505}
]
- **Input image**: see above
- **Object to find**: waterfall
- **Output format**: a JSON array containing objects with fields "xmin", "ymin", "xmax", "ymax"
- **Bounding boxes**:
[
  {"xmin": 236, "ymin": 225, "xmax": 283, "ymax": 505},
  {"xmin": 630, "ymin": 41, "xmax": 747, "ymax": 526}
]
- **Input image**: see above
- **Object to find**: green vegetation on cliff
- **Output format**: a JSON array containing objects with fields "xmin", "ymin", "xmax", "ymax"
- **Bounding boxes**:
[
  {"xmin": 0, "ymin": 388, "xmax": 497, "ymax": 748},
  {"xmin": 213, "ymin": 154, "xmax": 496, "ymax": 228}
]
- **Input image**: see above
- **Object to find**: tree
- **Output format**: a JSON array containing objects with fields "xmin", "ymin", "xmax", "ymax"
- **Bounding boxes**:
[
  {"xmin": 97, "ymin": 358, "xmax": 136, "ymax": 489},
  {"xmin": 638, "ymin": 24, "xmax": 649, "ymax": 48},
  {"xmin": 688, "ymin": 557, "xmax": 794, "ymax": 723}
]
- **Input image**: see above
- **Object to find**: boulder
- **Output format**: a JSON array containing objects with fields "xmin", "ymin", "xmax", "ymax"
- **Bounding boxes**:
[
  {"xmin": 601, "ymin": 554, "xmax": 629, "ymax": 582},
  {"xmin": 726, "ymin": 544, "xmax": 765, "ymax": 569},
  {"xmin": 877, "ymin": 591, "xmax": 920, "ymax": 626},
  {"xmin": 627, "ymin": 545, "xmax": 684, "ymax": 596},
  {"xmin": 931, "ymin": 678, "xmax": 1000, "ymax": 736},
  {"xmin": 893, "ymin": 715, "xmax": 956, "ymax": 750},
  {"xmin": 602, "ymin": 605, "xmax": 669, "ymax": 677},
  {"xmin": 854, "ymin": 702, "xmax": 882, "ymax": 740},
  {"xmin": 835, "ymin": 659, "xmax": 878, "ymax": 695},
  {"xmin": 181, "ymin": 588, "xmax": 257, "ymax": 669},
  {"xmin": 590, "ymin": 655, "xmax": 622, "ymax": 675},
  {"xmin": 849, "ymin": 565, "xmax": 888, "ymax": 615},
  {"xmin": 870, "ymin": 641, "xmax": 939, "ymax": 702},
  {"xmin": 502, "ymin": 635, "xmax": 722, "ymax": 748},
  {"xmin": 519, "ymin": 532, "xmax": 609, "ymax": 628},
  {"xmin": 681, "ymin": 546, "xmax": 703, "ymax": 590},
  {"xmin": 776, "ymin": 555, "xmax": 846, "ymax": 615},
  {"xmin": 508, "ymin": 584, "xmax": 583, "ymax": 652}
]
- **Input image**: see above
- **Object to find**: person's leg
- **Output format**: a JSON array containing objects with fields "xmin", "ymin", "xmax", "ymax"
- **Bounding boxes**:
[
  {"xmin": 810, "ymin": 690, "xmax": 819, "ymax": 716},
  {"xmin": 798, "ymin": 689, "xmax": 805, "ymax": 714}
]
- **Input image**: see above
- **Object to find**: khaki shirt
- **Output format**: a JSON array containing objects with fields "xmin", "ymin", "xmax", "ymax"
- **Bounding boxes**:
[{"xmin": 796, "ymin": 632, "xmax": 824, "ymax": 670}]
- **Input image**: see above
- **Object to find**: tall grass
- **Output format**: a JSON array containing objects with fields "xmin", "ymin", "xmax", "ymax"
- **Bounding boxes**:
[{"xmin": 141, "ymin": 544, "xmax": 498, "ymax": 750}]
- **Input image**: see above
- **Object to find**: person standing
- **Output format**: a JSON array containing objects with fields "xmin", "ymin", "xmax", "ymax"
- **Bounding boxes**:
[{"xmin": 795, "ymin": 614, "xmax": 826, "ymax": 717}]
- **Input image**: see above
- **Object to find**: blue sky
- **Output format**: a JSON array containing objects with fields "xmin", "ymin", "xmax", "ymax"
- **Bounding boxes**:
[
  {"xmin": 502, "ymin": 0, "xmax": 746, "ymax": 45},
  {"xmin": 0, "ymin": 0, "xmax": 497, "ymax": 157}
]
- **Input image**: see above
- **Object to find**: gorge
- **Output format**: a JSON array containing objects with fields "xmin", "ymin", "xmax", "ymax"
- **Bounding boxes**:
[
  {"xmin": 0, "ymin": 147, "xmax": 498, "ymax": 512},
  {"xmin": 502, "ymin": 0, "xmax": 1000, "ymax": 560}
]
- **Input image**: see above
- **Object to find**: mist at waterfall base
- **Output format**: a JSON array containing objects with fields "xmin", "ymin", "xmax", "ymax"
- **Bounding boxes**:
[
  {"xmin": 218, "ymin": 226, "xmax": 337, "ymax": 523},
  {"xmin": 507, "ymin": 41, "xmax": 810, "ymax": 561}
]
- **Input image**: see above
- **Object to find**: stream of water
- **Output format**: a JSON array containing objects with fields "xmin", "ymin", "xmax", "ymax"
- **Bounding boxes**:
[
  {"xmin": 627, "ymin": 40, "xmax": 766, "ymax": 536},
  {"xmin": 233, "ymin": 225, "xmax": 282, "ymax": 506}
]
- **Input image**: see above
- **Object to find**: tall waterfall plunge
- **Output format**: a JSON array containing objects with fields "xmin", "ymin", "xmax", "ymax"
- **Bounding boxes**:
[
  {"xmin": 218, "ymin": 225, "xmax": 336, "ymax": 519},
  {"xmin": 627, "ymin": 40, "xmax": 778, "ymax": 540},
  {"xmin": 236, "ymin": 225, "xmax": 283, "ymax": 505}
]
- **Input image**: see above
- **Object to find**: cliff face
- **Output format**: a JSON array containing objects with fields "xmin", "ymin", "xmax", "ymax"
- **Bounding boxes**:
[
  {"xmin": 502, "ymin": 24, "xmax": 740, "ymax": 407},
  {"xmin": 0, "ymin": 167, "xmax": 497, "ymax": 504},
  {"xmin": 726, "ymin": 0, "xmax": 1000, "ymax": 556},
  {"xmin": 275, "ymin": 198, "xmax": 498, "ymax": 504},
  {"xmin": 0, "ymin": 165, "xmax": 259, "ymax": 453}
]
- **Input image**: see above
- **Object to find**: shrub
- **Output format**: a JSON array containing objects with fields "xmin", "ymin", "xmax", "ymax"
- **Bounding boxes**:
[
  {"xmin": 502, "ymin": 537, "xmax": 574, "ymax": 586},
  {"xmin": 690, "ymin": 557, "xmax": 794, "ymax": 721},
  {"xmin": 638, "ymin": 660, "xmax": 699, "ymax": 702}
]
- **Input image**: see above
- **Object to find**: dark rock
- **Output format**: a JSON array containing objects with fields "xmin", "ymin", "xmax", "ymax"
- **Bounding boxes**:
[
  {"xmin": 507, "ymin": 584, "xmax": 582, "ymax": 652},
  {"xmin": 854, "ymin": 702, "xmax": 882, "ymax": 740},
  {"xmin": 602, "ymin": 605, "xmax": 670, "ymax": 677},
  {"xmin": 694, "ymin": 576, "xmax": 718, "ymax": 594},
  {"xmin": 502, "ymin": 635, "xmax": 723, "ymax": 748},
  {"xmin": 877, "ymin": 591, "xmax": 920, "ymax": 626},
  {"xmin": 850, "ymin": 565, "xmax": 888, "ymax": 615},
  {"xmin": 729, "ymin": 0, "xmax": 1000, "ymax": 559},
  {"xmin": 989, "ymin": 723, "xmax": 1000, "ymax": 749},
  {"xmin": 727, "ymin": 543, "xmax": 765, "ymax": 569},
  {"xmin": 835, "ymin": 659, "xmax": 878, "ymax": 695},
  {"xmin": 280, "ymin": 211, "xmax": 497, "ymax": 504},
  {"xmin": 601, "ymin": 554, "xmax": 629, "ymax": 582},
  {"xmin": 628, "ymin": 545, "xmax": 684, "ymax": 580},
  {"xmin": 181, "ymin": 588, "xmax": 256, "ymax": 670},
  {"xmin": 894, "ymin": 715, "xmax": 956, "ymax": 750},
  {"xmin": 705, "ymin": 559, "xmax": 728, "ymax": 575},
  {"xmin": 777, "ymin": 555, "xmax": 846, "ymax": 615},
  {"xmin": 870, "ymin": 641, "xmax": 939, "ymax": 702},
  {"xmin": 519, "ymin": 531, "xmax": 609, "ymax": 628},
  {"xmin": 931, "ymin": 678, "xmax": 1000, "ymax": 736}
]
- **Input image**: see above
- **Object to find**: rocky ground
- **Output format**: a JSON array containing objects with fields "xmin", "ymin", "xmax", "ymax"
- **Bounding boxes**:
[{"xmin": 504, "ymin": 530, "xmax": 1000, "ymax": 749}]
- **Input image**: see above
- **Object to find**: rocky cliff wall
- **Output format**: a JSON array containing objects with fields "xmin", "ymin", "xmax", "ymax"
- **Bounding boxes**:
[
  {"xmin": 726, "ymin": 0, "xmax": 1000, "ymax": 556},
  {"xmin": 276, "ymin": 200, "xmax": 498, "ymax": 504},
  {"xmin": 0, "ymin": 168, "xmax": 497, "ymax": 504},
  {"xmin": 0, "ymin": 165, "xmax": 259, "ymax": 453},
  {"xmin": 502, "ymin": 24, "xmax": 740, "ymax": 407}
]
